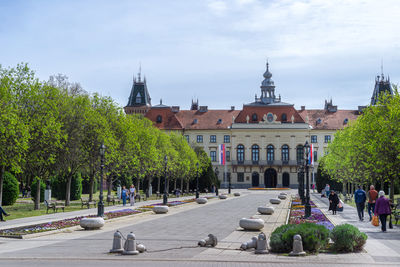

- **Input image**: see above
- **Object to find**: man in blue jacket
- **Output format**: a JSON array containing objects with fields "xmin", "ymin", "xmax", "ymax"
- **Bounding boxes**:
[{"xmin": 354, "ymin": 185, "xmax": 367, "ymax": 221}]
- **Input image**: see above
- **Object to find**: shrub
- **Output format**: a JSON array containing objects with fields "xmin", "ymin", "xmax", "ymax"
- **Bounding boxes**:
[
  {"xmin": 82, "ymin": 174, "xmax": 98, "ymax": 194},
  {"xmin": 31, "ymin": 178, "xmax": 45, "ymax": 203},
  {"xmin": 2, "ymin": 171, "xmax": 19, "ymax": 205},
  {"xmin": 270, "ymin": 223, "xmax": 330, "ymax": 253},
  {"xmin": 330, "ymin": 224, "xmax": 367, "ymax": 252},
  {"xmin": 51, "ymin": 173, "xmax": 82, "ymax": 201}
]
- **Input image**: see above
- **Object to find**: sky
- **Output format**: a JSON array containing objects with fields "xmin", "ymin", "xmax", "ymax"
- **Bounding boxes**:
[{"xmin": 1, "ymin": 0, "xmax": 399, "ymax": 110}]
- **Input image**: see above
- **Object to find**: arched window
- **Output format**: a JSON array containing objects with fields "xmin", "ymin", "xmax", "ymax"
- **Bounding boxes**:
[
  {"xmin": 156, "ymin": 115, "xmax": 162, "ymax": 123},
  {"xmin": 252, "ymin": 144, "xmax": 259, "ymax": 162},
  {"xmin": 296, "ymin": 145, "xmax": 304, "ymax": 164},
  {"xmin": 281, "ymin": 145, "xmax": 289, "ymax": 162},
  {"xmin": 267, "ymin": 145, "xmax": 274, "ymax": 162},
  {"xmin": 252, "ymin": 113, "xmax": 258, "ymax": 122},
  {"xmin": 281, "ymin": 113, "xmax": 287, "ymax": 122},
  {"xmin": 237, "ymin": 144, "xmax": 244, "ymax": 163}
]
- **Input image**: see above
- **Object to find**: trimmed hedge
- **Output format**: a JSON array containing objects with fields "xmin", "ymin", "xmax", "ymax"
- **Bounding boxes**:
[
  {"xmin": 2, "ymin": 172, "xmax": 19, "ymax": 205},
  {"xmin": 330, "ymin": 224, "xmax": 367, "ymax": 252},
  {"xmin": 270, "ymin": 223, "xmax": 330, "ymax": 253}
]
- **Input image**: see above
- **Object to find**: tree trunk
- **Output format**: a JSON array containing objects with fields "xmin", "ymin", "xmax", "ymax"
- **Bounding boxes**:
[
  {"xmin": 389, "ymin": 177, "xmax": 395, "ymax": 202},
  {"xmin": 107, "ymin": 174, "xmax": 112, "ymax": 199},
  {"xmin": 167, "ymin": 178, "xmax": 169, "ymax": 193},
  {"xmin": 0, "ymin": 165, "xmax": 5, "ymax": 206},
  {"xmin": 34, "ymin": 177, "xmax": 41, "ymax": 210},
  {"xmin": 180, "ymin": 178, "xmax": 183, "ymax": 190},
  {"xmin": 89, "ymin": 169, "xmax": 95, "ymax": 202},
  {"xmin": 174, "ymin": 179, "xmax": 177, "ymax": 190},
  {"xmin": 65, "ymin": 174, "xmax": 72, "ymax": 206},
  {"xmin": 157, "ymin": 177, "xmax": 160, "ymax": 193},
  {"xmin": 186, "ymin": 179, "xmax": 189, "ymax": 192},
  {"xmin": 137, "ymin": 178, "xmax": 141, "ymax": 192}
]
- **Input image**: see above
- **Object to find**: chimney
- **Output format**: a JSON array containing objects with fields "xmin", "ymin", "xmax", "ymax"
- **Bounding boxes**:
[
  {"xmin": 231, "ymin": 106, "xmax": 235, "ymax": 111},
  {"xmin": 301, "ymin": 106, "xmax": 305, "ymax": 111},
  {"xmin": 171, "ymin": 106, "xmax": 180, "ymax": 113},
  {"xmin": 199, "ymin": 106, "xmax": 208, "ymax": 112}
]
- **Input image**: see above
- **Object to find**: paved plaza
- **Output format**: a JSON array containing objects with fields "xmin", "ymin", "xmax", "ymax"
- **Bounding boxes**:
[{"xmin": 0, "ymin": 190, "xmax": 399, "ymax": 267}]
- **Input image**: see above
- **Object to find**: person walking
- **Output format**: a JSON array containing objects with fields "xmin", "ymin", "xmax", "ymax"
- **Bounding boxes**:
[
  {"xmin": 325, "ymin": 184, "xmax": 330, "ymax": 198},
  {"xmin": 129, "ymin": 184, "xmax": 136, "ymax": 206},
  {"xmin": 374, "ymin": 190, "xmax": 391, "ymax": 232},
  {"xmin": 354, "ymin": 185, "xmax": 367, "ymax": 221},
  {"xmin": 367, "ymin": 185, "xmax": 378, "ymax": 221},
  {"xmin": 121, "ymin": 186, "xmax": 128, "ymax": 206},
  {"xmin": 0, "ymin": 205, "xmax": 10, "ymax": 222},
  {"xmin": 329, "ymin": 190, "xmax": 340, "ymax": 215}
]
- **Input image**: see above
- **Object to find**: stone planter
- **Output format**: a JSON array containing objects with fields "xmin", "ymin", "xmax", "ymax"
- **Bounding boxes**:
[
  {"xmin": 153, "ymin": 205, "xmax": 169, "ymax": 214},
  {"xmin": 257, "ymin": 206, "xmax": 275, "ymax": 215},
  {"xmin": 219, "ymin": 194, "xmax": 228, "ymax": 199},
  {"xmin": 278, "ymin": 194, "xmax": 287, "ymax": 200},
  {"xmin": 234, "ymin": 192, "xmax": 240, "ymax": 196},
  {"xmin": 196, "ymin": 198, "xmax": 208, "ymax": 204},
  {"xmin": 80, "ymin": 217, "xmax": 105, "ymax": 230},
  {"xmin": 239, "ymin": 218, "xmax": 264, "ymax": 231},
  {"xmin": 269, "ymin": 198, "xmax": 281, "ymax": 204}
]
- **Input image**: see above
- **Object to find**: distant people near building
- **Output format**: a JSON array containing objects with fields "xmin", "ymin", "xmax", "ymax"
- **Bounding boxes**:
[
  {"xmin": 374, "ymin": 191, "xmax": 392, "ymax": 232},
  {"xmin": 121, "ymin": 186, "xmax": 128, "ymax": 206},
  {"xmin": 129, "ymin": 184, "xmax": 136, "ymax": 206},
  {"xmin": 367, "ymin": 185, "xmax": 378, "ymax": 221},
  {"xmin": 0, "ymin": 205, "xmax": 10, "ymax": 222},
  {"xmin": 311, "ymin": 183, "xmax": 315, "ymax": 193},
  {"xmin": 325, "ymin": 184, "xmax": 330, "ymax": 198},
  {"xmin": 354, "ymin": 185, "xmax": 367, "ymax": 221},
  {"xmin": 328, "ymin": 190, "xmax": 339, "ymax": 215}
]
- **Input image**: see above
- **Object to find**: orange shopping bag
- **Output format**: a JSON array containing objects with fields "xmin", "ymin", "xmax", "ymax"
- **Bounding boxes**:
[{"xmin": 371, "ymin": 215, "xmax": 379, "ymax": 227}]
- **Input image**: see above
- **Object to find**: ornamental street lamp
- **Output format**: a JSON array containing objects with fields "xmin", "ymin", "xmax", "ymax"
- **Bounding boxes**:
[
  {"xmin": 214, "ymin": 167, "xmax": 219, "ymax": 196},
  {"xmin": 97, "ymin": 143, "xmax": 106, "ymax": 217},
  {"xmin": 196, "ymin": 162, "xmax": 199, "ymax": 199},
  {"xmin": 304, "ymin": 141, "xmax": 311, "ymax": 218},
  {"xmin": 163, "ymin": 156, "xmax": 168, "ymax": 205},
  {"xmin": 228, "ymin": 173, "xmax": 231, "ymax": 194}
]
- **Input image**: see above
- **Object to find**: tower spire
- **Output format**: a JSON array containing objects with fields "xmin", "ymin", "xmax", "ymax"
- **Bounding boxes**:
[{"xmin": 138, "ymin": 62, "xmax": 142, "ymax": 82}]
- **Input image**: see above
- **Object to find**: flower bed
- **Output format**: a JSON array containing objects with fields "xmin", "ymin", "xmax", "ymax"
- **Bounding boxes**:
[
  {"xmin": 289, "ymin": 198, "xmax": 334, "ymax": 230},
  {"xmin": 248, "ymin": 188, "xmax": 290, "ymax": 191}
]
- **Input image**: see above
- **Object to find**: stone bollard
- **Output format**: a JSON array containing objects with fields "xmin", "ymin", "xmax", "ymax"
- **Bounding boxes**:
[
  {"xmin": 278, "ymin": 194, "xmax": 287, "ymax": 200},
  {"xmin": 198, "ymin": 234, "xmax": 218, "ymax": 247},
  {"xmin": 234, "ymin": 192, "xmax": 241, "ymax": 196},
  {"xmin": 110, "ymin": 231, "xmax": 124, "ymax": 253},
  {"xmin": 196, "ymin": 198, "xmax": 208, "ymax": 204},
  {"xmin": 240, "ymin": 236, "xmax": 258, "ymax": 250},
  {"xmin": 137, "ymin": 243, "xmax": 146, "ymax": 253},
  {"xmin": 289, "ymin": 234, "xmax": 306, "ymax": 256},
  {"xmin": 255, "ymin": 232, "xmax": 269, "ymax": 254},
  {"xmin": 122, "ymin": 232, "xmax": 139, "ymax": 255}
]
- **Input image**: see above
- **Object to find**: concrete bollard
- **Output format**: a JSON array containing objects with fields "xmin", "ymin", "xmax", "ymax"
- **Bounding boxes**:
[
  {"xmin": 240, "ymin": 236, "xmax": 258, "ymax": 250},
  {"xmin": 198, "ymin": 234, "xmax": 218, "ymax": 247},
  {"xmin": 122, "ymin": 232, "xmax": 139, "ymax": 255},
  {"xmin": 289, "ymin": 234, "xmax": 306, "ymax": 256},
  {"xmin": 255, "ymin": 232, "xmax": 269, "ymax": 254},
  {"xmin": 110, "ymin": 231, "xmax": 124, "ymax": 253},
  {"xmin": 137, "ymin": 243, "xmax": 146, "ymax": 253}
]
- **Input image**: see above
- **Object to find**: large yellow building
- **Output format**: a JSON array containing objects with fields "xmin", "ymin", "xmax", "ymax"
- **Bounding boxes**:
[{"xmin": 124, "ymin": 63, "xmax": 390, "ymax": 189}]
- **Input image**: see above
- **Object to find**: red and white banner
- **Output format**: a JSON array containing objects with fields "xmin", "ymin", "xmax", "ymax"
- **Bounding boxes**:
[{"xmin": 218, "ymin": 144, "xmax": 225, "ymax": 165}]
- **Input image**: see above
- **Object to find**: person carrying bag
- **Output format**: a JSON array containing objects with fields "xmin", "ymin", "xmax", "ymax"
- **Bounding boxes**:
[{"xmin": 371, "ymin": 215, "xmax": 379, "ymax": 227}]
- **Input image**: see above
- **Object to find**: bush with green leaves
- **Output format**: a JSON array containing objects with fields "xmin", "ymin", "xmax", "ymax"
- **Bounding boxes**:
[
  {"xmin": 270, "ymin": 223, "xmax": 330, "ymax": 253},
  {"xmin": 31, "ymin": 178, "xmax": 45, "ymax": 203},
  {"xmin": 330, "ymin": 224, "xmax": 367, "ymax": 252},
  {"xmin": 1, "ymin": 171, "xmax": 19, "ymax": 205},
  {"xmin": 51, "ymin": 173, "xmax": 82, "ymax": 200}
]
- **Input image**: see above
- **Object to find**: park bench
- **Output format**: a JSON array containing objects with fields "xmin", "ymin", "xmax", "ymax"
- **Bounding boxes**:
[
  {"xmin": 106, "ymin": 195, "xmax": 120, "ymax": 206},
  {"xmin": 44, "ymin": 200, "xmax": 65, "ymax": 213},
  {"xmin": 392, "ymin": 202, "xmax": 400, "ymax": 225},
  {"xmin": 81, "ymin": 197, "xmax": 97, "ymax": 209}
]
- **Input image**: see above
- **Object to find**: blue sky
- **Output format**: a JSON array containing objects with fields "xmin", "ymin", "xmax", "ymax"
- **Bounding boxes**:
[{"xmin": 1, "ymin": 0, "xmax": 399, "ymax": 110}]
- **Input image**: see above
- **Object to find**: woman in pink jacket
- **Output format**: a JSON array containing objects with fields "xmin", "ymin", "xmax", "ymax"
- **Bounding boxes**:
[{"xmin": 374, "ymin": 191, "xmax": 391, "ymax": 232}]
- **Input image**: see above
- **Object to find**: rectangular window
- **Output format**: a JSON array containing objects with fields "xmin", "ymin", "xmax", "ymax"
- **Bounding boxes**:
[
  {"xmin": 314, "ymin": 151, "xmax": 318, "ymax": 162},
  {"xmin": 226, "ymin": 151, "xmax": 230, "ymax": 161},
  {"xmin": 197, "ymin": 135, "xmax": 203, "ymax": 143},
  {"xmin": 324, "ymin": 135, "xmax": 331, "ymax": 143},
  {"xmin": 237, "ymin": 172, "xmax": 244, "ymax": 182},
  {"xmin": 210, "ymin": 151, "xmax": 217, "ymax": 162},
  {"xmin": 311, "ymin": 135, "xmax": 317, "ymax": 143},
  {"xmin": 184, "ymin": 135, "xmax": 189, "ymax": 142},
  {"xmin": 210, "ymin": 135, "xmax": 216, "ymax": 143},
  {"xmin": 224, "ymin": 135, "xmax": 230, "ymax": 143}
]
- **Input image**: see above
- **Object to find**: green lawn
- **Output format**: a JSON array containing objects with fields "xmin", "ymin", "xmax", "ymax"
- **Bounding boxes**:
[{"xmin": 2, "ymin": 190, "xmax": 193, "ymax": 221}]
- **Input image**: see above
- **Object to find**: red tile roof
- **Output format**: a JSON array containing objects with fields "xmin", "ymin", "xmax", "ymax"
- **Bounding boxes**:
[
  {"xmin": 176, "ymin": 110, "xmax": 240, "ymax": 130},
  {"xmin": 234, "ymin": 105, "xmax": 305, "ymax": 123},
  {"xmin": 145, "ymin": 108, "xmax": 183, "ymax": 130},
  {"xmin": 298, "ymin": 109, "xmax": 359, "ymax": 130}
]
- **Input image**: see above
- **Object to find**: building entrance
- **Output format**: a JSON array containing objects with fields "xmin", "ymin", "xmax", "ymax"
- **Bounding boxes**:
[
  {"xmin": 251, "ymin": 172, "xmax": 259, "ymax": 187},
  {"xmin": 264, "ymin": 168, "xmax": 277, "ymax": 188}
]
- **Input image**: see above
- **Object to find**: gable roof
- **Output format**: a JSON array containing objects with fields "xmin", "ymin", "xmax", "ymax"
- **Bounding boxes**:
[
  {"xmin": 235, "ymin": 105, "xmax": 305, "ymax": 123},
  {"xmin": 298, "ymin": 109, "xmax": 359, "ymax": 130},
  {"xmin": 175, "ymin": 110, "xmax": 241, "ymax": 130}
]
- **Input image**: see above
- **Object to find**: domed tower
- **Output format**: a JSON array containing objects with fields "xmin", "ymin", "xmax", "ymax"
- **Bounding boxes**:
[{"xmin": 259, "ymin": 61, "xmax": 280, "ymax": 104}]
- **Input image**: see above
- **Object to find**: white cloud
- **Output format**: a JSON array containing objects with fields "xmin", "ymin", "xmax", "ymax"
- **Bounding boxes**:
[{"xmin": 207, "ymin": 0, "xmax": 229, "ymax": 16}]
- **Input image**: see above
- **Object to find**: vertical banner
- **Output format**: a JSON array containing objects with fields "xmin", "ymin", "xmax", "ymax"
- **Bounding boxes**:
[
  {"xmin": 309, "ymin": 144, "xmax": 314, "ymax": 166},
  {"xmin": 219, "ymin": 144, "xmax": 225, "ymax": 166}
]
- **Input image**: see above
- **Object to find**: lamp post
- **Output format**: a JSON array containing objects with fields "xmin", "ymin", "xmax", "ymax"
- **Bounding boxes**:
[
  {"xmin": 214, "ymin": 167, "xmax": 219, "ymax": 196},
  {"xmin": 163, "ymin": 155, "xmax": 168, "ymax": 205},
  {"xmin": 298, "ymin": 165, "xmax": 305, "ymax": 204},
  {"xmin": 228, "ymin": 173, "xmax": 231, "ymax": 194},
  {"xmin": 304, "ymin": 141, "xmax": 311, "ymax": 218},
  {"xmin": 97, "ymin": 143, "xmax": 106, "ymax": 217},
  {"xmin": 196, "ymin": 162, "xmax": 199, "ymax": 199}
]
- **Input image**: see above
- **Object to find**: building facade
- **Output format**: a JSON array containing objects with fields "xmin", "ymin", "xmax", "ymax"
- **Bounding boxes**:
[{"xmin": 124, "ymin": 63, "xmax": 389, "ymax": 189}]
